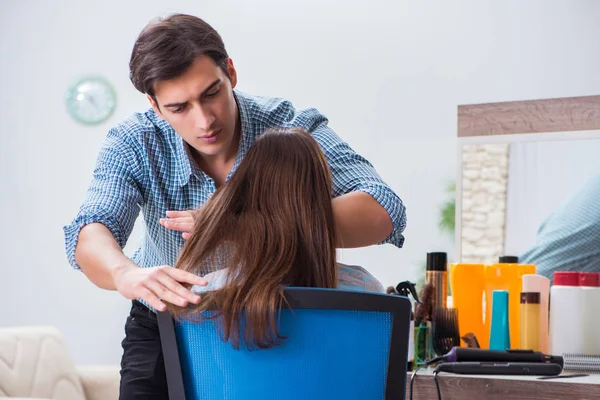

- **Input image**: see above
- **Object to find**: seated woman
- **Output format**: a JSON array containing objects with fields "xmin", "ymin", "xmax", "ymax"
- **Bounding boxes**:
[{"xmin": 168, "ymin": 127, "xmax": 383, "ymax": 349}]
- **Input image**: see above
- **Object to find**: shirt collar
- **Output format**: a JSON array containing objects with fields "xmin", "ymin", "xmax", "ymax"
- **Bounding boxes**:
[
  {"xmin": 226, "ymin": 90, "xmax": 253, "ymax": 182},
  {"xmin": 146, "ymin": 111, "xmax": 193, "ymax": 187}
]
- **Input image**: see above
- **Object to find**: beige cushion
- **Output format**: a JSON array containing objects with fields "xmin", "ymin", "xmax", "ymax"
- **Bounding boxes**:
[
  {"xmin": 77, "ymin": 366, "xmax": 120, "ymax": 400},
  {"xmin": 0, "ymin": 327, "xmax": 86, "ymax": 400}
]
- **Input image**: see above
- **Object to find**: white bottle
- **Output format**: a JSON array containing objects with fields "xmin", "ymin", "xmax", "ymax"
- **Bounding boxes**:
[
  {"xmin": 579, "ymin": 272, "xmax": 600, "ymax": 355},
  {"xmin": 522, "ymin": 274, "xmax": 550, "ymax": 354},
  {"xmin": 549, "ymin": 272, "xmax": 585, "ymax": 356}
]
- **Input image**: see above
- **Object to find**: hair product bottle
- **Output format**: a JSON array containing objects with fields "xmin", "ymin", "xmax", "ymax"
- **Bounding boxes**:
[
  {"xmin": 520, "ymin": 292, "xmax": 541, "ymax": 351},
  {"xmin": 522, "ymin": 274, "xmax": 550, "ymax": 353},
  {"xmin": 426, "ymin": 252, "xmax": 448, "ymax": 311},
  {"xmin": 550, "ymin": 272, "xmax": 584, "ymax": 356},
  {"xmin": 489, "ymin": 290, "xmax": 510, "ymax": 351},
  {"xmin": 579, "ymin": 272, "xmax": 600, "ymax": 355},
  {"xmin": 449, "ymin": 263, "xmax": 485, "ymax": 347}
]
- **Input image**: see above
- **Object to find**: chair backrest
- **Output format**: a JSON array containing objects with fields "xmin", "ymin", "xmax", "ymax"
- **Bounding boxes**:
[{"xmin": 158, "ymin": 288, "xmax": 411, "ymax": 400}]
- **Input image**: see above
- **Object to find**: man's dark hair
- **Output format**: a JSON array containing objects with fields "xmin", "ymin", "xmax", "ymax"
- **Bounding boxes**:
[{"xmin": 129, "ymin": 14, "xmax": 229, "ymax": 99}]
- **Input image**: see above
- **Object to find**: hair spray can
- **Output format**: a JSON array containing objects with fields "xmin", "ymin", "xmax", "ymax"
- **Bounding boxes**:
[{"xmin": 426, "ymin": 252, "xmax": 448, "ymax": 310}]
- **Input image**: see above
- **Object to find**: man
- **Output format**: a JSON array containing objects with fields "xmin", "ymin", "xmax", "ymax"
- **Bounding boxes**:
[{"xmin": 64, "ymin": 13, "xmax": 406, "ymax": 399}]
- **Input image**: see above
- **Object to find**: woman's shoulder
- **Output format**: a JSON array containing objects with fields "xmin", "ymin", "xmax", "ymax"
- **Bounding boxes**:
[
  {"xmin": 191, "ymin": 269, "xmax": 229, "ymax": 293},
  {"xmin": 337, "ymin": 263, "xmax": 384, "ymax": 293}
]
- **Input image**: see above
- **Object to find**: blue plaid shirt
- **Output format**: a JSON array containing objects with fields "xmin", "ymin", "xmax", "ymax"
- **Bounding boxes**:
[{"xmin": 64, "ymin": 90, "xmax": 406, "ymax": 274}]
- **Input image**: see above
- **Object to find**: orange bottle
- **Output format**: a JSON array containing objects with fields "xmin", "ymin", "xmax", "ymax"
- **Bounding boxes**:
[
  {"xmin": 449, "ymin": 263, "xmax": 486, "ymax": 347},
  {"xmin": 485, "ymin": 257, "xmax": 536, "ymax": 349}
]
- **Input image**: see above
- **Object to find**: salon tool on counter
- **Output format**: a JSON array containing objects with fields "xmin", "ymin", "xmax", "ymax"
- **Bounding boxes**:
[
  {"xmin": 440, "ymin": 347, "xmax": 564, "ymax": 366},
  {"xmin": 395, "ymin": 281, "xmax": 421, "ymax": 303},
  {"xmin": 432, "ymin": 308, "xmax": 460, "ymax": 356},
  {"xmin": 460, "ymin": 332, "xmax": 481, "ymax": 348},
  {"xmin": 414, "ymin": 282, "xmax": 434, "ymax": 326},
  {"xmin": 411, "ymin": 345, "xmax": 565, "ymax": 399},
  {"xmin": 538, "ymin": 373, "xmax": 589, "ymax": 380},
  {"xmin": 388, "ymin": 281, "xmax": 421, "ymax": 371},
  {"xmin": 562, "ymin": 354, "xmax": 600, "ymax": 373},
  {"xmin": 435, "ymin": 361, "xmax": 562, "ymax": 376}
]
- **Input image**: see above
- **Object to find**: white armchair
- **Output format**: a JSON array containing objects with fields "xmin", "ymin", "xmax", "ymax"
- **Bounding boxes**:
[{"xmin": 0, "ymin": 327, "xmax": 119, "ymax": 400}]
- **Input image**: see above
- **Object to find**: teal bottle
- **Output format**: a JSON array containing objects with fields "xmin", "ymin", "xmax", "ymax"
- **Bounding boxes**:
[{"xmin": 489, "ymin": 290, "xmax": 510, "ymax": 350}]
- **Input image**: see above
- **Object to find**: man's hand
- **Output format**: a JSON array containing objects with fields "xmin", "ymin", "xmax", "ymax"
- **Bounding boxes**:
[
  {"xmin": 160, "ymin": 210, "xmax": 197, "ymax": 240},
  {"xmin": 112, "ymin": 264, "xmax": 207, "ymax": 312}
]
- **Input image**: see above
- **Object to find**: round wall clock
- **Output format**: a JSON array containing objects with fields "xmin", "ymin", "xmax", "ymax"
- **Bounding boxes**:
[{"xmin": 66, "ymin": 76, "xmax": 116, "ymax": 125}]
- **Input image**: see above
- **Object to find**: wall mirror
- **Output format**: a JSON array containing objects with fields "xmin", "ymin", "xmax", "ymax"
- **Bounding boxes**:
[{"xmin": 455, "ymin": 96, "xmax": 600, "ymax": 276}]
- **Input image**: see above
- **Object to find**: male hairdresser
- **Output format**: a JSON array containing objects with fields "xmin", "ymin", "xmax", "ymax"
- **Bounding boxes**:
[{"xmin": 64, "ymin": 13, "xmax": 406, "ymax": 399}]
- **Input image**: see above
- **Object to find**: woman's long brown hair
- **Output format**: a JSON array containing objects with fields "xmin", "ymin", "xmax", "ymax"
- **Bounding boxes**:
[{"xmin": 168, "ymin": 127, "xmax": 337, "ymax": 349}]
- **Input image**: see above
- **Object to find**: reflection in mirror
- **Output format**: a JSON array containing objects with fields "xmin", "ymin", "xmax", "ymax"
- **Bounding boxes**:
[{"xmin": 459, "ymin": 137, "xmax": 600, "ymax": 279}]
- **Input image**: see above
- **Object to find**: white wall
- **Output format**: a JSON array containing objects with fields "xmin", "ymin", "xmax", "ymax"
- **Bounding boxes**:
[{"xmin": 2, "ymin": 0, "xmax": 600, "ymax": 365}]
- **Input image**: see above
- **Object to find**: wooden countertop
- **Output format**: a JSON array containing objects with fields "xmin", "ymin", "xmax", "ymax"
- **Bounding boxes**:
[{"xmin": 406, "ymin": 370, "xmax": 600, "ymax": 400}]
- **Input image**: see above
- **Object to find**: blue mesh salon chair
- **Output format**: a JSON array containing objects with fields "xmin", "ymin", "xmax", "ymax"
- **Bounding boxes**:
[{"xmin": 157, "ymin": 287, "xmax": 411, "ymax": 400}]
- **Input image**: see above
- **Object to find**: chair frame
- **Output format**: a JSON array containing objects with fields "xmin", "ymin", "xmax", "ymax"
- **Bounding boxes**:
[{"xmin": 157, "ymin": 288, "xmax": 411, "ymax": 400}]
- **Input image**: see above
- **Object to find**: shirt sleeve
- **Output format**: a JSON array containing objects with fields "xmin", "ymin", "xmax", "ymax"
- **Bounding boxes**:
[
  {"xmin": 63, "ymin": 131, "xmax": 144, "ymax": 270},
  {"xmin": 283, "ymin": 107, "xmax": 407, "ymax": 248}
]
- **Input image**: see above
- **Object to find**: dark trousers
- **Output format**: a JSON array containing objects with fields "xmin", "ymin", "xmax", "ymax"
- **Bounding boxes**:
[{"xmin": 119, "ymin": 300, "xmax": 169, "ymax": 400}]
